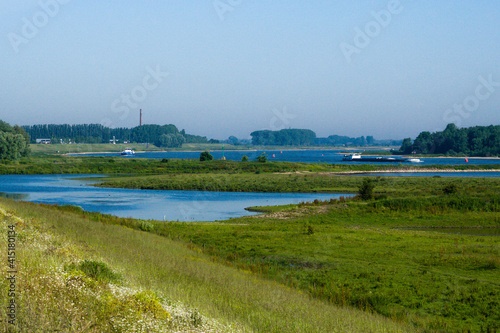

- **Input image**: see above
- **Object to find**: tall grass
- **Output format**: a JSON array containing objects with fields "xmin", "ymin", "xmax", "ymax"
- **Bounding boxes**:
[
  {"xmin": 0, "ymin": 199, "xmax": 416, "ymax": 332},
  {"xmin": 0, "ymin": 205, "xmax": 240, "ymax": 332}
]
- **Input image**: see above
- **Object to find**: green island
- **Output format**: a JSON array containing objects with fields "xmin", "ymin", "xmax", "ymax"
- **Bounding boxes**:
[{"xmin": 1, "ymin": 152, "xmax": 499, "ymax": 332}]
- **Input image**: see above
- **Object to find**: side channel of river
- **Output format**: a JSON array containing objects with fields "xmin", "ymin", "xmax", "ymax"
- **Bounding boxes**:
[{"xmin": 0, "ymin": 175, "xmax": 350, "ymax": 222}]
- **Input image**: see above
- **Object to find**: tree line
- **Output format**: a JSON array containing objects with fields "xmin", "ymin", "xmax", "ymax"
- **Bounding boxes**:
[
  {"xmin": 315, "ymin": 135, "xmax": 375, "ymax": 146},
  {"xmin": 399, "ymin": 124, "xmax": 500, "ymax": 157},
  {"xmin": 249, "ymin": 129, "xmax": 399, "ymax": 147},
  {"xmin": 0, "ymin": 120, "xmax": 31, "ymax": 160},
  {"xmin": 250, "ymin": 129, "xmax": 316, "ymax": 146},
  {"xmin": 22, "ymin": 123, "xmax": 211, "ymax": 148}
]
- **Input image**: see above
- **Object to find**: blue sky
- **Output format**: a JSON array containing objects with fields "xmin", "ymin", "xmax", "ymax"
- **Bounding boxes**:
[{"xmin": 1, "ymin": 1, "xmax": 499, "ymax": 140}]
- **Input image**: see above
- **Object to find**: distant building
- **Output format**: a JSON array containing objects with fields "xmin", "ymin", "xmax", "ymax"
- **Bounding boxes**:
[{"xmin": 36, "ymin": 139, "xmax": 51, "ymax": 144}]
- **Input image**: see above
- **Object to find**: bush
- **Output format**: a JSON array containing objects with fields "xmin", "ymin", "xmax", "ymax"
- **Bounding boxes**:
[
  {"xmin": 256, "ymin": 153, "xmax": 267, "ymax": 163},
  {"xmin": 241, "ymin": 155, "xmax": 249, "ymax": 162},
  {"xmin": 140, "ymin": 221, "xmax": 154, "ymax": 232},
  {"xmin": 72, "ymin": 260, "xmax": 122, "ymax": 283},
  {"xmin": 443, "ymin": 183, "xmax": 458, "ymax": 195},
  {"xmin": 358, "ymin": 178, "xmax": 375, "ymax": 200},
  {"xmin": 199, "ymin": 151, "xmax": 213, "ymax": 161}
]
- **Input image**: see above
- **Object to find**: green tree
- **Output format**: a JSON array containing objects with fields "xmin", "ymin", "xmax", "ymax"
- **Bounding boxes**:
[
  {"xmin": 241, "ymin": 155, "xmax": 249, "ymax": 162},
  {"xmin": 155, "ymin": 133, "xmax": 185, "ymax": 148},
  {"xmin": 399, "ymin": 124, "xmax": 499, "ymax": 157},
  {"xmin": 399, "ymin": 138, "xmax": 413, "ymax": 154},
  {"xmin": 358, "ymin": 178, "xmax": 375, "ymax": 200},
  {"xmin": 227, "ymin": 136, "xmax": 239, "ymax": 145},
  {"xmin": 256, "ymin": 153, "xmax": 267, "ymax": 163},
  {"xmin": 199, "ymin": 151, "xmax": 213, "ymax": 161},
  {"xmin": 0, "ymin": 120, "xmax": 30, "ymax": 160}
]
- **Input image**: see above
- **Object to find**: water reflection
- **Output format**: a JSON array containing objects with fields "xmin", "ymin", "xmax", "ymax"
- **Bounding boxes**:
[{"xmin": 0, "ymin": 192, "xmax": 28, "ymax": 200}]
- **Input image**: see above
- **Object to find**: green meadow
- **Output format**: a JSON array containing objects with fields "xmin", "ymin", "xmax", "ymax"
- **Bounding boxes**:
[
  {"xmin": 90, "ymin": 176, "xmax": 500, "ymax": 331},
  {"xmin": 1, "ymin": 155, "xmax": 497, "ymax": 175},
  {"xmin": 0, "ymin": 156, "xmax": 499, "ymax": 332},
  {"xmin": 0, "ymin": 199, "xmax": 415, "ymax": 332}
]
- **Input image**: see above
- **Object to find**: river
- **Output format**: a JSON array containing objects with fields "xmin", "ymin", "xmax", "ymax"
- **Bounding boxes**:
[{"xmin": 75, "ymin": 149, "xmax": 500, "ymax": 166}]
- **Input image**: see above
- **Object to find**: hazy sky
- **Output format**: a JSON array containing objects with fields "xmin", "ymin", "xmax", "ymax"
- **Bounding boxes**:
[{"xmin": 1, "ymin": 1, "xmax": 499, "ymax": 140}]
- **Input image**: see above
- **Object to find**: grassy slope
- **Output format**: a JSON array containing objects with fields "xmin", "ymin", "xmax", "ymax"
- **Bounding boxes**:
[
  {"xmin": 0, "ymin": 204, "xmax": 242, "ymax": 332},
  {"xmin": 0, "ymin": 199, "xmax": 415, "ymax": 333}
]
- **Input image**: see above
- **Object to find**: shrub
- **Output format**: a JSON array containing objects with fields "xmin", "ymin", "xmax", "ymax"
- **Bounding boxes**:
[
  {"xmin": 140, "ymin": 221, "xmax": 154, "ymax": 232},
  {"xmin": 241, "ymin": 155, "xmax": 249, "ymax": 162},
  {"xmin": 72, "ymin": 260, "xmax": 122, "ymax": 283},
  {"xmin": 306, "ymin": 225, "xmax": 315, "ymax": 235},
  {"xmin": 199, "ymin": 151, "xmax": 213, "ymax": 161},
  {"xmin": 358, "ymin": 178, "xmax": 375, "ymax": 200},
  {"xmin": 256, "ymin": 153, "xmax": 267, "ymax": 163},
  {"xmin": 443, "ymin": 183, "xmax": 458, "ymax": 195}
]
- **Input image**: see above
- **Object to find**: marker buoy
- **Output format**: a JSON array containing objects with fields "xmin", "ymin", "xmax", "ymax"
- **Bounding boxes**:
[
  {"xmin": 272, "ymin": 154, "xmax": 275, "ymax": 158},
  {"xmin": 465, "ymin": 158, "xmax": 469, "ymax": 163}
]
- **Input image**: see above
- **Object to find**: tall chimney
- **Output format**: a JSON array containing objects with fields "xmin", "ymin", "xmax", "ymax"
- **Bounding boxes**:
[{"xmin": 140, "ymin": 109, "xmax": 143, "ymax": 126}]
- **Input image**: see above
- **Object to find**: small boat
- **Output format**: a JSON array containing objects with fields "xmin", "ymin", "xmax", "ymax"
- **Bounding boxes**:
[
  {"xmin": 121, "ymin": 149, "xmax": 135, "ymax": 156},
  {"xmin": 407, "ymin": 158, "xmax": 423, "ymax": 163}
]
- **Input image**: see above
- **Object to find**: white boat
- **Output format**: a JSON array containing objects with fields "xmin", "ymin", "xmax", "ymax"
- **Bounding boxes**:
[
  {"xmin": 407, "ymin": 158, "xmax": 423, "ymax": 163},
  {"xmin": 121, "ymin": 149, "xmax": 135, "ymax": 156},
  {"xmin": 342, "ymin": 153, "xmax": 362, "ymax": 161}
]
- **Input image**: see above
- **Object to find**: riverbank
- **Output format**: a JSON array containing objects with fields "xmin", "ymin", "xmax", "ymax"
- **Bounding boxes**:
[{"xmin": 332, "ymin": 168, "xmax": 500, "ymax": 174}]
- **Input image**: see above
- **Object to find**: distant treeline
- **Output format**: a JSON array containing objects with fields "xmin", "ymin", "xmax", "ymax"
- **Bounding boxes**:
[
  {"xmin": 22, "ymin": 124, "xmax": 214, "ymax": 148},
  {"xmin": 250, "ymin": 129, "xmax": 316, "ymax": 146},
  {"xmin": 315, "ymin": 135, "xmax": 402, "ymax": 147},
  {"xmin": 399, "ymin": 124, "xmax": 500, "ymax": 157},
  {"xmin": 249, "ymin": 129, "xmax": 400, "ymax": 147},
  {"xmin": 0, "ymin": 120, "xmax": 30, "ymax": 160}
]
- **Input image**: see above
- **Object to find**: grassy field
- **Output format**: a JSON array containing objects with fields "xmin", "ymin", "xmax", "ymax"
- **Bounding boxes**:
[
  {"xmin": 0, "ymin": 199, "xmax": 415, "ymax": 332},
  {"xmin": 29, "ymin": 143, "xmax": 399, "ymax": 155},
  {"xmin": 96, "ymin": 171, "xmax": 500, "ymax": 195},
  {"xmin": 29, "ymin": 142, "xmax": 252, "ymax": 154},
  {"xmin": 29, "ymin": 143, "xmax": 163, "ymax": 155},
  {"xmin": 88, "ymin": 176, "xmax": 500, "ymax": 331},
  {"xmin": 1, "ymin": 155, "xmax": 498, "ymax": 176}
]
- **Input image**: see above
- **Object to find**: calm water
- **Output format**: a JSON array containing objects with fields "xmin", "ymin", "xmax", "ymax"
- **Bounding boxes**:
[
  {"xmin": 0, "ymin": 175, "xmax": 348, "ymax": 222},
  {"xmin": 76, "ymin": 149, "xmax": 500, "ymax": 166},
  {"xmin": 73, "ymin": 150, "xmax": 500, "ymax": 177}
]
